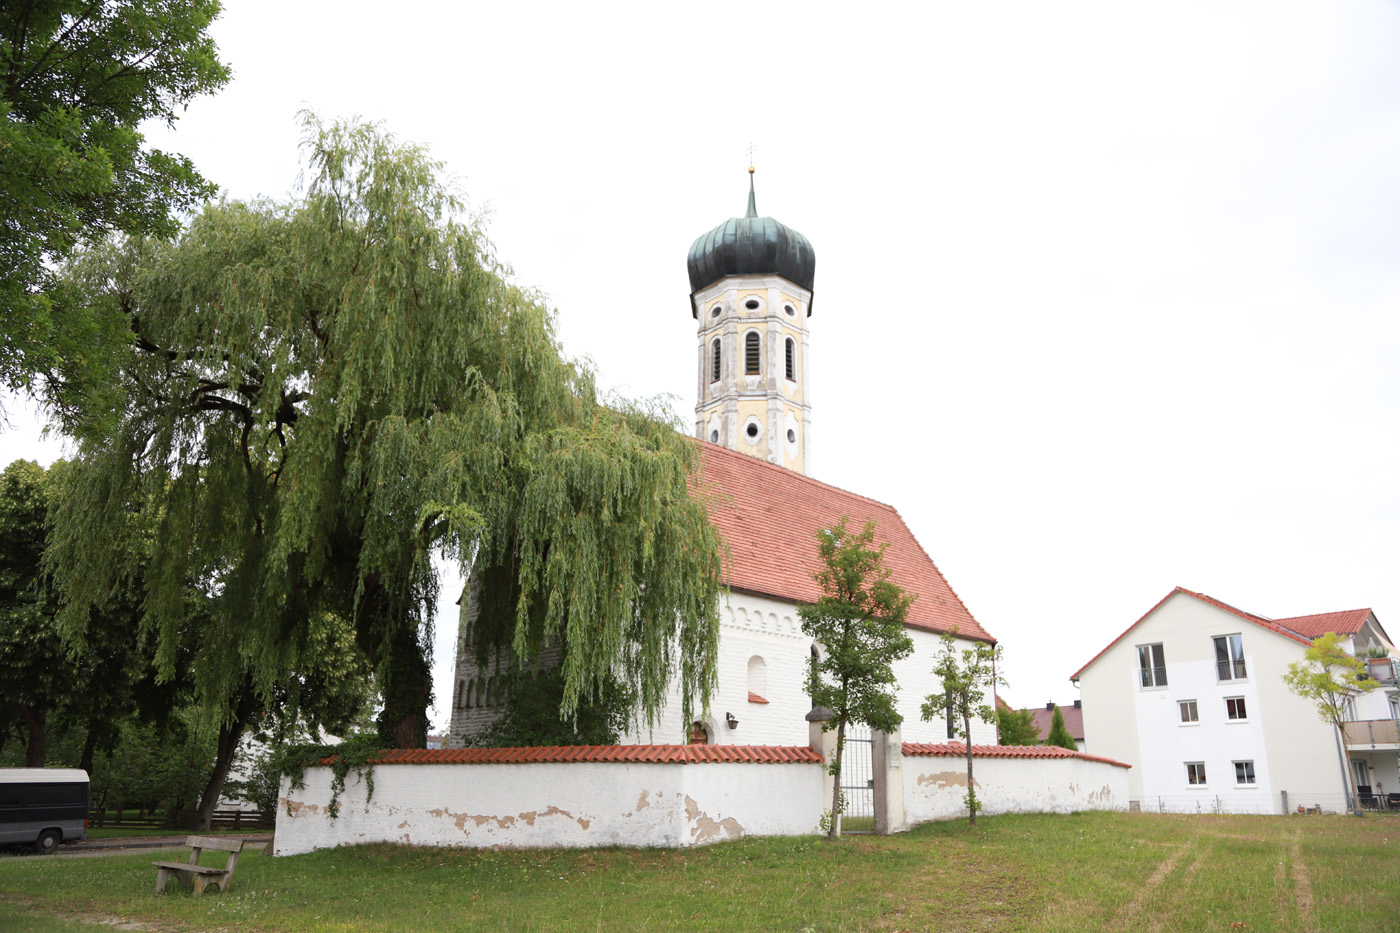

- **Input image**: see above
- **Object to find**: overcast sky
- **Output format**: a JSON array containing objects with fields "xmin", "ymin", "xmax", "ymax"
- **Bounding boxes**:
[{"xmin": 5, "ymin": 1, "xmax": 1400, "ymax": 736}]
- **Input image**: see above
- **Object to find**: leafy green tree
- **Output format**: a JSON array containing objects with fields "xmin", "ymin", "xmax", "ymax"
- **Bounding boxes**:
[
  {"xmin": 996, "ymin": 704, "xmax": 1040, "ymax": 746},
  {"xmin": 799, "ymin": 516, "xmax": 913, "ymax": 838},
  {"xmin": 922, "ymin": 632, "xmax": 1004, "ymax": 826},
  {"xmin": 0, "ymin": 0, "xmax": 229, "ymax": 406},
  {"xmin": 47, "ymin": 118, "xmax": 723, "ymax": 772},
  {"xmin": 1045, "ymin": 705, "xmax": 1077, "ymax": 750},
  {"xmin": 1282, "ymin": 632, "xmax": 1378, "ymax": 810}
]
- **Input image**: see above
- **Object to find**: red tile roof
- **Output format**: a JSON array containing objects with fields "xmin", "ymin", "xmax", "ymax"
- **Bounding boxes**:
[
  {"xmin": 697, "ymin": 442, "xmax": 994, "ymax": 643},
  {"xmin": 1027, "ymin": 704, "xmax": 1084, "ymax": 742},
  {"xmin": 902, "ymin": 742, "xmax": 1130, "ymax": 769},
  {"xmin": 1274, "ymin": 608, "xmax": 1373, "ymax": 639},
  {"xmin": 1071, "ymin": 587, "xmax": 1313, "ymax": 681},
  {"xmin": 324, "ymin": 745, "xmax": 824, "ymax": 766},
  {"xmin": 747, "ymin": 692, "xmax": 770, "ymax": 704}
]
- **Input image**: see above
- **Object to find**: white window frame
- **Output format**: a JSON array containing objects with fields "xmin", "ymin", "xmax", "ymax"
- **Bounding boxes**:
[
  {"xmin": 1225, "ymin": 696, "xmax": 1248, "ymax": 722},
  {"xmin": 1233, "ymin": 760, "xmax": 1256, "ymax": 786},
  {"xmin": 1138, "ymin": 643, "xmax": 1167, "ymax": 689},
  {"xmin": 1178, "ymin": 699, "xmax": 1199, "ymax": 724},
  {"xmin": 1214, "ymin": 633, "xmax": 1247, "ymax": 682},
  {"xmin": 1185, "ymin": 762, "xmax": 1207, "ymax": 786}
]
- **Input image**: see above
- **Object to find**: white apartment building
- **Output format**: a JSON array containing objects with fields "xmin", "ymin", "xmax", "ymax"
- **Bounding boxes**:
[{"xmin": 1073, "ymin": 587, "xmax": 1399, "ymax": 813}]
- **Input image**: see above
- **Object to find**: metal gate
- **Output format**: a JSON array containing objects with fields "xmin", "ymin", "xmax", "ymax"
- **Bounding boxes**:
[{"xmin": 841, "ymin": 724, "xmax": 874, "ymax": 833}]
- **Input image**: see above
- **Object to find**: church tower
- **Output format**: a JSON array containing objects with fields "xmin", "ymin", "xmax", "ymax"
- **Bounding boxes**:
[{"xmin": 687, "ymin": 169, "xmax": 816, "ymax": 475}]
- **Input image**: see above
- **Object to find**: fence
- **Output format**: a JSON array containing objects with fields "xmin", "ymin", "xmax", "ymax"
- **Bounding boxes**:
[
  {"xmin": 1123, "ymin": 792, "xmax": 1400, "ymax": 816},
  {"xmin": 89, "ymin": 808, "xmax": 275, "ymax": 830}
]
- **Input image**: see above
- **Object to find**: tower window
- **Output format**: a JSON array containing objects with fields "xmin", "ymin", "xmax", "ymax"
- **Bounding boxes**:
[
  {"xmin": 744, "ymin": 331, "xmax": 761, "ymax": 375},
  {"xmin": 746, "ymin": 423, "xmax": 759, "ymax": 439},
  {"xmin": 787, "ymin": 428, "xmax": 796, "ymax": 443},
  {"xmin": 710, "ymin": 304, "xmax": 722, "ymax": 318},
  {"xmin": 785, "ymin": 337, "xmax": 795, "ymax": 380},
  {"xmin": 710, "ymin": 338, "xmax": 722, "ymax": 382},
  {"xmin": 784, "ymin": 303, "xmax": 796, "ymax": 317},
  {"xmin": 745, "ymin": 298, "xmax": 761, "ymax": 311}
]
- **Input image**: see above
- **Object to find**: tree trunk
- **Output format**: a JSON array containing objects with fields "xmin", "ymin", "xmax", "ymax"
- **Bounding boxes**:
[
  {"xmin": 191, "ymin": 692, "xmax": 259, "ymax": 831},
  {"xmin": 829, "ymin": 716, "xmax": 846, "ymax": 838},
  {"xmin": 78, "ymin": 724, "xmax": 99, "ymax": 775},
  {"xmin": 377, "ymin": 615, "xmax": 431, "ymax": 749},
  {"xmin": 19, "ymin": 703, "xmax": 46, "ymax": 767},
  {"xmin": 965, "ymin": 710, "xmax": 976, "ymax": 826}
]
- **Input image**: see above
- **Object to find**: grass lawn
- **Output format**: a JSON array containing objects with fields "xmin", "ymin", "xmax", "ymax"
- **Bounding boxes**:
[{"xmin": 0, "ymin": 811, "xmax": 1396, "ymax": 932}]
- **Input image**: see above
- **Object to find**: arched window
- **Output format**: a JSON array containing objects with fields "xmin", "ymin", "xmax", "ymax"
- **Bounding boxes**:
[
  {"xmin": 785, "ymin": 337, "xmax": 796, "ymax": 380},
  {"xmin": 710, "ymin": 338, "xmax": 722, "ymax": 382},
  {"xmin": 747, "ymin": 656, "xmax": 768, "ymax": 702},
  {"xmin": 467, "ymin": 679, "xmax": 477, "ymax": 708},
  {"xmin": 744, "ymin": 331, "xmax": 761, "ymax": 375},
  {"xmin": 456, "ymin": 680, "xmax": 466, "ymax": 709}
]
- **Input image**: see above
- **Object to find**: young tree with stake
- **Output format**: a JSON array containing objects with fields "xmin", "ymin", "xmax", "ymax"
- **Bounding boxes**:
[
  {"xmin": 923, "ymin": 631, "xmax": 1004, "ymax": 826},
  {"xmin": 798, "ymin": 516, "xmax": 913, "ymax": 838},
  {"xmin": 1282, "ymin": 632, "xmax": 1379, "ymax": 811}
]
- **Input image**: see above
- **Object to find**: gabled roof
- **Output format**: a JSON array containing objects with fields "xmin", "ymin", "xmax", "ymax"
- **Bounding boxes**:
[
  {"xmin": 1028, "ymin": 704, "xmax": 1084, "ymax": 742},
  {"xmin": 1274, "ymin": 608, "xmax": 1374, "ymax": 639},
  {"xmin": 696, "ymin": 442, "xmax": 994, "ymax": 643},
  {"xmin": 1070, "ymin": 586, "xmax": 1313, "ymax": 681}
]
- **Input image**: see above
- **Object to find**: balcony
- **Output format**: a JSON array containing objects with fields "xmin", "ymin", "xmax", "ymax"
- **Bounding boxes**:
[
  {"xmin": 1341, "ymin": 719, "xmax": 1400, "ymax": 750},
  {"xmin": 1362, "ymin": 657, "xmax": 1398, "ymax": 685}
]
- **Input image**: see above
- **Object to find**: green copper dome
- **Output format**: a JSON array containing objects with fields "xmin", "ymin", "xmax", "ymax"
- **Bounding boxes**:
[{"xmin": 686, "ymin": 174, "xmax": 815, "ymax": 317}]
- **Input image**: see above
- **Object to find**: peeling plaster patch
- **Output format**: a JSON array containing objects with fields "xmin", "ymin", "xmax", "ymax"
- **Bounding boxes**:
[
  {"xmin": 521, "ymin": 811, "xmax": 537, "ymax": 826},
  {"xmin": 397, "ymin": 820, "xmax": 409, "ymax": 829},
  {"xmin": 280, "ymin": 798, "xmax": 322, "ymax": 817},
  {"xmin": 637, "ymin": 789, "xmax": 651, "ymax": 810},
  {"xmin": 684, "ymin": 796, "xmax": 744, "ymax": 843},
  {"xmin": 1089, "ymin": 784, "xmax": 1112, "ymax": 803},
  {"xmin": 916, "ymin": 771, "xmax": 981, "ymax": 790}
]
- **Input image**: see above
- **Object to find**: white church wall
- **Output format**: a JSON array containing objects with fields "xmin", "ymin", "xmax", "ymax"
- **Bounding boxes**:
[
  {"xmin": 894, "ymin": 629, "xmax": 1000, "ymax": 746},
  {"xmin": 274, "ymin": 757, "xmax": 823, "ymax": 856},
  {"xmin": 902, "ymin": 750, "xmax": 1130, "ymax": 824}
]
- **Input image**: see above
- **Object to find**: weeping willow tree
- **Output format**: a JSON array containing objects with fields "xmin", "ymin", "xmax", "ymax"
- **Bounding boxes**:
[{"xmin": 46, "ymin": 117, "xmax": 724, "ymax": 788}]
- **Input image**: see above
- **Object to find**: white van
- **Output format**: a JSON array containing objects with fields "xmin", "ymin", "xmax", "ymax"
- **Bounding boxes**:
[{"xmin": 0, "ymin": 769, "xmax": 90, "ymax": 853}]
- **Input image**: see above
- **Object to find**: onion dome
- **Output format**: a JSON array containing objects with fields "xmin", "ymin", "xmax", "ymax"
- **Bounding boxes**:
[{"xmin": 687, "ymin": 169, "xmax": 815, "ymax": 317}]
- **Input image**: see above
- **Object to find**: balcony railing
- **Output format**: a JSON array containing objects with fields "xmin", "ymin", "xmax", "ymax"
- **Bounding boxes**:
[{"xmin": 1341, "ymin": 719, "xmax": 1400, "ymax": 748}]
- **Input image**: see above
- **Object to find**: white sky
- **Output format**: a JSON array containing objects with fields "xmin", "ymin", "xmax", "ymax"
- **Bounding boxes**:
[{"xmin": 5, "ymin": 1, "xmax": 1400, "ymax": 735}]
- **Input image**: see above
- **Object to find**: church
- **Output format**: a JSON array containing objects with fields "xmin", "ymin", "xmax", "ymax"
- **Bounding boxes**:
[{"xmin": 450, "ymin": 170, "xmax": 1000, "ymax": 748}]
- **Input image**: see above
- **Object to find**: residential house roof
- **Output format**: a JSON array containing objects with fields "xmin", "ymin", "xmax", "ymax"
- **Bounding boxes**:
[
  {"xmin": 1274, "ymin": 608, "xmax": 1374, "ymax": 639},
  {"xmin": 697, "ymin": 442, "xmax": 994, "ymax": 643},
  {"xmin": 1071, "ymin": 586, "xmax": 1314, "ymax": 681},
  {"xmin": 1028, "ymin": 703, "xmax": 1084, "ymax": 743}
]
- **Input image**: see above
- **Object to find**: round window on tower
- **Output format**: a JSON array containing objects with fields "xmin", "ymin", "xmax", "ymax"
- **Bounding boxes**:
[
  {"xmin": 743, "ymin": 296, "xmax": 765, "ymax": 313},
  {"xmin": 741, "ymin": 416, "xmax": 763, "ymax": 445},
  {"xmin": 784, "ymin": 303, "xmax": 796, "ymax": 317},
  {"xmin": 710, "ymin": 429, "xmax": 719, "ymax": 443},
  {"xmin": 787, "ymin": 429, "xmax": 796, "ymax": 443},
  {"xmin": 746, "ymin": 424, "xmax": 759, "ymax": 438},
  {"xmin": 710, "ymin": 303, "xmax": 722, "ymax": 319}
]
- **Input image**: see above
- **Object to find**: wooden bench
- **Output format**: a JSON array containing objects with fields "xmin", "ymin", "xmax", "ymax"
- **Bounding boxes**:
[{"xmin": 153, "ymin": 836, "xmax": 246, "ymax": 895}]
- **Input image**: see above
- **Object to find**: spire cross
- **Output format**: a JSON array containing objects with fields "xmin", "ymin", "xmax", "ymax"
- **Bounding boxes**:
[{"xmin": 746, "ymin": 142, "xmax": 756, "ymax": 171}]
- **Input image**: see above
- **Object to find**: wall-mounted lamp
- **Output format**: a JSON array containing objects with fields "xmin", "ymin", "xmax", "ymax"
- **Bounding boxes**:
[{"xmin": 725, "ymin": 712, "xmax": 739, "ymax": 730}]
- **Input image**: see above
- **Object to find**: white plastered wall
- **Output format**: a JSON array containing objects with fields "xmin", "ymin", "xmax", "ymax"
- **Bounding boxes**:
[
  {"xmin": 275, "ymin": 760, "xmax": 823, "ymax": 856},
  {"xmin": 903, "ymin": 754, "xmax": 1129, "ymax": 824}
]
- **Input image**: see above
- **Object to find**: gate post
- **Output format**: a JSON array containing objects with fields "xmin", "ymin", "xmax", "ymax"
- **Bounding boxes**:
[
  {"xmin": 872, "ymin": 726, "xmax": 906, "ymax": 834},
  {"xmin": 807, "ymin": 706, "xmax": 836, "ymax": 829}
]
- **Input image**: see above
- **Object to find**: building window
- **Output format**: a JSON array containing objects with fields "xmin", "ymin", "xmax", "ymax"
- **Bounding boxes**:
[
  {"xmin": 744, "ymin": 331, "xmax": 761, "ymax": 375},
  {"xmin": 1214, "ymin": 634, "xmax": 1247, "ymax": 681},
  {"xmin": 710, "ymin": 338, "xmax": 721, "ymax": 382},
  {"xmin": 1186, "ymin": 762, "xmax": 1207, "ymax": 786},
  {"xmin": 744, "ymin": 297, "xmax": 761, "ymax": 311},
  {"xmin": 1226, "ymin": 696, "xmax": 1247, "ymax": 721},
  {"xmin": 1234, "ymin": 760, "xmax": 1256, "ymax": 785},
  {"xmin": 784, "ymin": 337, "xmax": 796, "ymax": 380},
  {"xmin": 1138, "ymin": 643, "xmax": 1167, "ymax": 688},
  {"xmin": 1178, "ymin": 700, "xmax": 1198, "ymax": 723}
]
